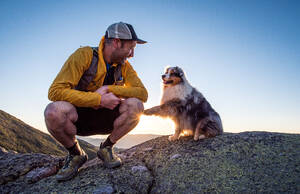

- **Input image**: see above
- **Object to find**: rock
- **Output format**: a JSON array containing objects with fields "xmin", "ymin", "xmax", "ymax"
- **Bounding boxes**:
[
  {"xmin": 131, "ymin": 165, "xmax": 148, "ymax": 173},
  {"xmin": 170, "ymin": 154, "xmax": 181, "ymax": 160},
  {"xmin": 0, "ymin": 132, "xmax": 299, "ymax": 193},
  {"xmin": 93, "ymin": 184, "xmax": 114, "ymax": 194},
  {"xmin": 25, "ymin": 166, "xmax": 59, "ymax": 184},
  {"xmin": 0, "ymin": 150, "xmax": 63, "ymax": 185}
]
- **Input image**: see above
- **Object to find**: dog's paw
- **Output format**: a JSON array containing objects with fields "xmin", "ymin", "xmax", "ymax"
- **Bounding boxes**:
[
  {"xmin": 168, "ymin": 135, "xmax": 179, "ymax": 141},
  {"xmin": 194, "ymin": 134, "xmax": 206, "ymax": 141},
  {"xmin": 143, "ymin": 109, "xmax": 152, "ymax": 115},
  {"xmin": 198, "ymin": 135, "xmax": 206, "ymax": 140}
]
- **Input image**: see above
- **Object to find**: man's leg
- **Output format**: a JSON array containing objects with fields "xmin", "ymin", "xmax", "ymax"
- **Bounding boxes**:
[
  {"xmin": 44, "ymin": 101, "xmax": 87, "ymax": 181},
  {"xmin": 110, "ymin": 98, "xmax": 144, "ymax": 143},
  {"xmin": 44, "ymin": 101, "xmax": 78, "ymax": 148},
  {"xmin": 98, "ymin": 98, "xmax": 144, "ymax": 168}
]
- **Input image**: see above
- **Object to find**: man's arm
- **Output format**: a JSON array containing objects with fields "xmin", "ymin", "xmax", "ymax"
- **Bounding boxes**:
[
  {"xmin": 108, "ymin": 62, "xmax": 148, "ymax": 102},
  {"xmin": 48, "ymin": 47, "xmax": 103, "ymax": 107}
]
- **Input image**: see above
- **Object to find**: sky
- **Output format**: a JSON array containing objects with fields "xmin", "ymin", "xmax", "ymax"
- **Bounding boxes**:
[{"xmin": 0, "ymin": 0, "xmax": 299, "ymax": 136}]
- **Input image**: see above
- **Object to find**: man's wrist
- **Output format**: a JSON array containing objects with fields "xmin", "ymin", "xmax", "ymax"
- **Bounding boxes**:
[{"xmin": 96, "ymin": 93, "xmax": 102, "ymax": 107}]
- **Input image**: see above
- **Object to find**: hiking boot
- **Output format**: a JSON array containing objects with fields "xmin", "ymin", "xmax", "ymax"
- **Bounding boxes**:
[
  {"xmin": 56, "ymin": 152, "xmax": 87, "ymax": 181},
  {"xmin": 97, "ymin": 143, "xmax": 122, "ymax": 168}
]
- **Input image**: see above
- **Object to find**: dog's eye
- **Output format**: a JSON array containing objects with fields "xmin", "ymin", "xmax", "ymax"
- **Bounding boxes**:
[{"xmin": 170, "ymin": 72, "xmax": 180, "ymax": 77}]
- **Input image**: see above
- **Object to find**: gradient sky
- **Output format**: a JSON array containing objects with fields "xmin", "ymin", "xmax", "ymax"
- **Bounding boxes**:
[{"xmin": 0, "ymin": 0, "xmax": 299, "ymax": 136}]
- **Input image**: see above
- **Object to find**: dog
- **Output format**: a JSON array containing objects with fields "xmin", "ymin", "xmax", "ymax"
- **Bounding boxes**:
[{"xmin": 143, "ymin": 66, "xmax": 223, "ymax": 141}]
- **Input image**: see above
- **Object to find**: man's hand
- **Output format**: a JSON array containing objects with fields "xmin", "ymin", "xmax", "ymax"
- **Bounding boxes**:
[
  {"xmin": 93, "ymin": 86, "xmax": 109, "ymax": 110},
  {"xmin": 95, "ymin": 86, "xmax": 109, "ymax": 95},
  {"xmin": 99, "ymin": 92, "xmax": 121, "ymax": 110},
  {"xmin": 93, "ymin": 86, "xmax": 120, "ymax": 110}
]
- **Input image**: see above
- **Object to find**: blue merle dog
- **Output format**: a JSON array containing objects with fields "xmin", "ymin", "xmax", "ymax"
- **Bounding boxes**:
[{"xmin": 144, "ymin": 66, "xmax": 223, "ymax": 141}]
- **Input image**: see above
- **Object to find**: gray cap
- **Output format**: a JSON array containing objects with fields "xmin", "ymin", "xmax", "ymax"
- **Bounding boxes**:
[{"xmin": 105, "ymin": 22, "xmax": 147, "ymax": 44}]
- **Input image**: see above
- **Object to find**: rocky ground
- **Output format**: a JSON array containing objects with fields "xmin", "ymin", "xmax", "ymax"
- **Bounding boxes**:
[{"xmin": 0, "ymin": 131, "xmax": 299, "ymax": 193}]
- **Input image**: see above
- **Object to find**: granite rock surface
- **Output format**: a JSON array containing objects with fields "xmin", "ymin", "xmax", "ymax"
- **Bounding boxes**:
[{"xmin": 1, "ymin": 132, "xmax": 299, "ymax": 193}]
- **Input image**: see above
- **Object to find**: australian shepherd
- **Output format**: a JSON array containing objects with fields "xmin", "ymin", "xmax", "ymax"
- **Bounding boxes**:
[{"xmin": 144, "ymin": 66, "xmax": 223, "ymax": 141}]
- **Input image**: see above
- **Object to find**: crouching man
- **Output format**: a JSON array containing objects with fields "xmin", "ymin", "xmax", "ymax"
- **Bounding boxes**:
[{"xmin": 44, "ymin": 22, "xmax": 147, "ymax": 181}]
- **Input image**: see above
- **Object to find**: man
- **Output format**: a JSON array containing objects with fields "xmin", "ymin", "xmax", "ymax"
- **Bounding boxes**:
[{"xmin": 44, "ymin": 22, "xmax": 148, "ymax": 181}]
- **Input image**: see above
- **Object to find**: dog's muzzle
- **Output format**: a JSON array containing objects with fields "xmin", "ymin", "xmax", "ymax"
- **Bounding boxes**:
[
  {"xmin": 162, "ymin": 74, "xmax": 174, "ymax": 84},
  {"xmin": 163, "ymin": 80, "xmax": 174, "ymax": 84}
]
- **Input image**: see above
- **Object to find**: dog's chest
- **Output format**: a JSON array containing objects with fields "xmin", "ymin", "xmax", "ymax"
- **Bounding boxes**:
[{"xmin": 161, "ymin": 84, "xmax": 191, "ymax": 104}]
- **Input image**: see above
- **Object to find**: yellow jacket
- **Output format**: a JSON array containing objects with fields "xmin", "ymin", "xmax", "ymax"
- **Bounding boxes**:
[{"xmin": 48, "ymin": 37, "xmax": 148, "ymax": 107}]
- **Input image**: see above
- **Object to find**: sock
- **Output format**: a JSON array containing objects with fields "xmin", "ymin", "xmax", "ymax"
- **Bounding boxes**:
[
  {"xmin": 101, "ymin": 136, "xmax": 115, "ymax": 148},
  {"xmin": 66, "ymin": 141, "xmax": 82, "ymax": 156}
]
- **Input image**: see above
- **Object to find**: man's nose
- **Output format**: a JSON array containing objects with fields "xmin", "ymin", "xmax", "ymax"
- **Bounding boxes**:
[{"xmin": 129, "ymin": 49, "xmax": 134, "ymax": 58}]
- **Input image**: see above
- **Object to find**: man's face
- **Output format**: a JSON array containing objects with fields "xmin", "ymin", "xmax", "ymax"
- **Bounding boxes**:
[{"xmin": 111, "ymin": 40, "xmax": 137, "ymax": 64}]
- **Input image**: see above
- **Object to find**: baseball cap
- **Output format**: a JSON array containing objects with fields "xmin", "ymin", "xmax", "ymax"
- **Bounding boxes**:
[{"xmin": 105, "ymin": 22, "xmax": 147, "ymax": 44}]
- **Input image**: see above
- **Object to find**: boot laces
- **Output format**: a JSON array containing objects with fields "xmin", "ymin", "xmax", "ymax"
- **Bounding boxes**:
[{"xmin": 62, "ymin": 154, "xmax": 74, "ymax": 169}]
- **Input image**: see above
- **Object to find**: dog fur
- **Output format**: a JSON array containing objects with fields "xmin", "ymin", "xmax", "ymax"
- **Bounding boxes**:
[{"xmin": 144, "ymin": 66, "xmax": 223, "ymax": 141}]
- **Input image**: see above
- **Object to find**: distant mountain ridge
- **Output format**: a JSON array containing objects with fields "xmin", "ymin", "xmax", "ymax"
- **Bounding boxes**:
[
  {"xmin": 78, "ymin": 134, "xmax": 162, "ymax": 149},
  {"xmin": 0, "ymin": 109, "xmax": 97, "ymax": 159}
]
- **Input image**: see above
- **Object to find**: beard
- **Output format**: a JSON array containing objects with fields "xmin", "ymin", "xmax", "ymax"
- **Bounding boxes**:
[{"xmin": 111, "ymin": 50, "xmax": 127, "ymax": 65}]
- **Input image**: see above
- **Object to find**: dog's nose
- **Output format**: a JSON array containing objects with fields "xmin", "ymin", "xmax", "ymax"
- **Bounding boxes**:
[{"xmin": 162, "ymin": 74, "xmax": 166, "ymax": 79}]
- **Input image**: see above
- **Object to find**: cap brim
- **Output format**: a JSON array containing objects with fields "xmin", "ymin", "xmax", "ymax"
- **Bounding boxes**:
[{"xmin": 136, "ymin": 38, "xmax": 147, "ymax": 44}]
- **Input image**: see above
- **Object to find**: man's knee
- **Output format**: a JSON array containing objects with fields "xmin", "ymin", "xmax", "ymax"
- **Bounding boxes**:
[
  {"xmin": 121, "ymin": 98, "xmax": 144, "ymax": 116},
  {"xmin": 44, "ymin": 102, "xmax": 61, "ymax": 123},
  {"xmin": 44, "ymin": 101, "xmax": 77, "ymax": 130}
]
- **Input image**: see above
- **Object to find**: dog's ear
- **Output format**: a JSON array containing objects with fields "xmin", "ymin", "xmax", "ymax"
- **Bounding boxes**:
[
  {"xmin": 164, "ymin": 66, "xmax": 170, "ymax": 72},
  {"xmin": 175, "ymin": 66, "xmax": 184, "ymax": 77}
]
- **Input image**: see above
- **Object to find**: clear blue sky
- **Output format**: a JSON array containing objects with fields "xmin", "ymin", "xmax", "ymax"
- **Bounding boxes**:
[{"xmin": 0, "ymin": 0, "xmax": 299, "ymax": 135}]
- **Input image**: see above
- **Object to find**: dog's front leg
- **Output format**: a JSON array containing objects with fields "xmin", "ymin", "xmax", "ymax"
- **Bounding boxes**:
[
  {"xmin": 143, "ymin": 106, "xmax": 162, "ymax": 116},
  {"xmin": 144, "ymin": 103, "xmax": 176, "ymax": 117}
]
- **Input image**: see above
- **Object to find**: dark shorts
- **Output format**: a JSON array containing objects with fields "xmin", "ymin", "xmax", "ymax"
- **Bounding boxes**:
[{"xmin": 75, "ymin": 105, "xmax": 120, "ymax": 136}]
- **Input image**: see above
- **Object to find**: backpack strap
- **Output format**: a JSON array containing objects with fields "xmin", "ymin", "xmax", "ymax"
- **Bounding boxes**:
[
  {"xmin": 75, "ymin": 46, "xmax": 124, "ymax": 91},
  {"xmin": 75, "ymin": 47, "xmax": 99, "ymax": 91},
  {"xmin": 114, "ymin": 64, "xmax": 123, "ymax": 85}
]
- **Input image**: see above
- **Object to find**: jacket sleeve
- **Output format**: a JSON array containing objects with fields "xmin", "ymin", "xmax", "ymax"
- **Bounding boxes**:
[
  {"xmin": 108, "ymin": 63, "xmax": 148, "ymax": 102},
  {"xmin": 48, "ymin": 47, "xmax": 102, "ymax": 107}
]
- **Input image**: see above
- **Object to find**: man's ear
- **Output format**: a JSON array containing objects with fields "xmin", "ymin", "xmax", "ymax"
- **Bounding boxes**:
[{"xmin": 112, "ymin": 38, "xmax": 121, "ymax": 48}]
